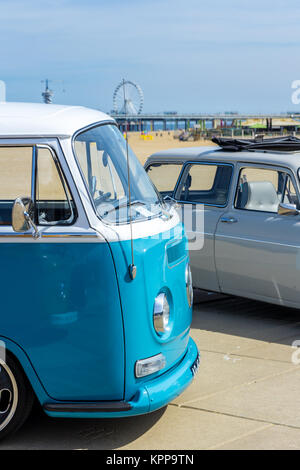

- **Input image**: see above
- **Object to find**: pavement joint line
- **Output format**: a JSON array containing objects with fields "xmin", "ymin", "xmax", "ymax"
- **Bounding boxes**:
[
  {"xmin": 199, "ymin": 348, "xmax": 297, "ymax": 365},
  {"xmin": 173, "ymin": 364, "xmax": 298, "ymax": 407},
  {"xmin": 228, "ymin": 352, "xmax": 294, "ymax": 364},
  {"xmin": 206, "ymin": 423, "xmax": 274, "ymax": 450},
  {"xmin": 170, "ymin": 403, "xmax": 300, "ymax": 431}
]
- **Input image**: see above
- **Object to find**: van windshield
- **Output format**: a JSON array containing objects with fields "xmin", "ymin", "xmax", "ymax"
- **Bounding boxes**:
[{"xmin": 74, "ymin": 124, "xmax": 162, "ymax": 223}]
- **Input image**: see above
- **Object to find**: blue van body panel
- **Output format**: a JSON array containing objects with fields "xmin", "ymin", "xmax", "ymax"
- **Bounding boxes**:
[
  {"xmin": 0, "ymin": 222, "xmax": 196, "ymax": 412},
  {"xmin": 0, "ymin": 242, "xmax": 125, "ymax": 401},
  {"xmin": 44, "ymin": 337, "xmax": 199, "ymax": 418},
  {"xmin": 108, "ymin": 223, "xmax": 193, "ymax": 402}
]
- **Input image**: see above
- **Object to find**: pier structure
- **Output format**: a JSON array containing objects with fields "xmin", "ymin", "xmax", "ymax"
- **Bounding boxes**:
[{"xmin": 111, "ymin": 113, "xmax": 300, "ymax": 134}]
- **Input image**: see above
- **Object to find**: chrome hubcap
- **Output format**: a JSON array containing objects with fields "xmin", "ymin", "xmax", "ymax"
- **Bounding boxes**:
[
  {"xmin": 0, "ymin": 363, "xmax": 18, "ymax": 432},
  {"xmin": 0, "ymin": 389, "xmax": 12, "ymax": 413}
]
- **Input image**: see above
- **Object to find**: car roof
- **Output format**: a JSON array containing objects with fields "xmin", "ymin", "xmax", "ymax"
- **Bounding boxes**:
[
  {"xmin": 0, "ymin": 102, "xmax": 114, "ymax": 137},
  {"xmin": 145, "ymin": 146, "xmax": 300, "ymax": 172}
]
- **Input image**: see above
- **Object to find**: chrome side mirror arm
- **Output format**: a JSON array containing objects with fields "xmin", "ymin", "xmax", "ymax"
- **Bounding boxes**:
[
  {"xmin": 12, "ymin": 197, "xmax": 40, "ymax": 239},
  {"xmin": 163, "ymin": 195, "xmax": 179, "ymax": 210},
  {"xmin": 23, "ymin": 210, "xmax": 40, "ymax": 239}
]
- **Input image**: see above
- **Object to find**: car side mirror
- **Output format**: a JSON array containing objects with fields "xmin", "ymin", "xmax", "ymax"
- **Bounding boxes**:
[
  {"xmin": 12, "ymin": 197, "xmax": 40, "ymax": 238},
  {"xmin": 278, "ymin": 202, "xmax": 300, "ymax": 216}
]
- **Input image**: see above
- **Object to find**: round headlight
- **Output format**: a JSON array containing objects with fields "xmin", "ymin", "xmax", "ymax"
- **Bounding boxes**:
[
  {"xmin": 153, "ymin": 293, "xmax": 170, "ymax": 335},
  {"xmin": 185, "ymin": 264, "xmax": 193, "ymax": 307}
]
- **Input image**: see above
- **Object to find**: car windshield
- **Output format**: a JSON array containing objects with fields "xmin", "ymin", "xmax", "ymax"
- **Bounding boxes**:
[{"xmin": 74, "ymin": 124, "xmax": 163, "ymax": 223}]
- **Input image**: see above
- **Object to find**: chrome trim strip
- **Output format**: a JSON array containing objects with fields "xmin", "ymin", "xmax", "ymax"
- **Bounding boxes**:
[
  {"xmin": 0, "ymin": 135, "xmax": 70, "ymax": 139},
  {"xmin": 216, "ymin": 233, "xmax": 300, "ymax": 250},
  {"xmin": 36, "ymin": 144, "xmax": 75, "ymax": 225},
  {"xmin": 0, "ymin": 232, "xmax": 99, "ymax": 238},
  {"xmin": 42, "ymin": 232, "xmax": 99, "ymax": 238},
  {"xmin": 31, "ymin": 145, "xmax": 37, "ymax": 202},
  {"xmin": 72, "ymin": 120, "xmax": 116, "ymax": 141},
  {"xmin": 42, "ymin": 232, "xmax": 98, "ymax": 238}
]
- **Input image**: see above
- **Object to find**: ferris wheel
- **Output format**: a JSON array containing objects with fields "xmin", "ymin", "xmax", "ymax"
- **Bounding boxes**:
[{"xmin": 113, "ymin": 79, "xmax": 144, "ymax": 115}]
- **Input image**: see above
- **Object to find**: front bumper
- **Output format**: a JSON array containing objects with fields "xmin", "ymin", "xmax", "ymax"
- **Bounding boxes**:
[{"xmin": 43, "ymin": 337, "xmax": 199, "ymax": 419}]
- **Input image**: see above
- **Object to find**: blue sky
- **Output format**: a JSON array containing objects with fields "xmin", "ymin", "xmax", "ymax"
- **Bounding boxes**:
[{"xmin": 1, "ymin": 0, "xmax": 300, "ymax": 113}]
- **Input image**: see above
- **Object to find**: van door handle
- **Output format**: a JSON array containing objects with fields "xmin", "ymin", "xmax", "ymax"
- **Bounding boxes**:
[{"xmin": 220, "ymin": 216, "xmax": 238, "ymax": 224}]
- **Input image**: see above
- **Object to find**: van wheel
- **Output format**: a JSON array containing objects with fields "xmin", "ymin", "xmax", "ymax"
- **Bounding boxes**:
[{"xmin": 0, "ymin": 352, "xmax": 34, "ymax": 441}]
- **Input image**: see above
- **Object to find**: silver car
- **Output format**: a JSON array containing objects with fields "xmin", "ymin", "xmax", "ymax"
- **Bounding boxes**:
[{"xmin": 145, "ymin": 145, "xmax": 300, "ymax": 309}]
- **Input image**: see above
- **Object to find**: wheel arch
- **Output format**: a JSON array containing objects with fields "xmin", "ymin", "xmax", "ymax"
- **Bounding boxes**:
[{"xmin": 0, "ymin": 336, "xmax": 51, "ymax": 405}]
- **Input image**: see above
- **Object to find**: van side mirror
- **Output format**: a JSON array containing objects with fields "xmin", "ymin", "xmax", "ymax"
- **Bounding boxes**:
[
  {"xmin": 278, "ymin": 202, "xmax": 300, "ymax": 216},
  {"xmin": 163, "ymin": 195, "xmax": 179, "ymax": 209},
  {"xmin": 12, "ymin": 197, "xmax": 40, "ymax": 238}
]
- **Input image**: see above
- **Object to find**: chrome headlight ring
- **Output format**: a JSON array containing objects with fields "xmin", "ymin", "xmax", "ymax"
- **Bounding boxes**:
[
  {"xmin": 185, "ymin": 264, "xmax": 193, "ymax": 307},
  {"xmin": 153, "ymin": 292, "xmax": 170, "ymax": 335}
]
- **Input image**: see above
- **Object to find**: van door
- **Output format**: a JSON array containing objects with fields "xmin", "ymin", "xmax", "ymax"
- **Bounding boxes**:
[{"xmin": 0, "ymin": 143, "xmax": 125, "ymax": 401}]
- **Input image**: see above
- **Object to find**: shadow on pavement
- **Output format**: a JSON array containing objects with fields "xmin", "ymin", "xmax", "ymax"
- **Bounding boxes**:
[
  {"xmin": 0, "ymin": 402, "xmax": 167, "ymax": 450},
  {"xmin": 192, "ymin": 294, "xmax": 300, "ymax": 345}
]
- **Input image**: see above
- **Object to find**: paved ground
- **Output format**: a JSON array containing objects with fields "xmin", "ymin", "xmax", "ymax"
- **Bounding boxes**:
[{"xmin": 2, "ymin": 295, "xmax": 300, "ymax": 450}]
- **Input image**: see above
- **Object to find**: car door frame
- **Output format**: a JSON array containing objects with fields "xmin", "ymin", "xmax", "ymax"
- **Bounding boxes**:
[{"xmin": 173, "ymin": 159, "xmax": 236, "ymax": 292}]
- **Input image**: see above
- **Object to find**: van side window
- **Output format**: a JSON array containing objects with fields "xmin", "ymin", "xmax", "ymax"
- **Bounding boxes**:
[
  {"xmin": 176, "ymin": 163, "xmax": 232, "ymax": 206},
  {"xmin": 36, "ymin": 148, "xmax": 76, "ymax": 225},
  {"xmin": 0, "ymin": 146, "xmax": 32, "ymax": 225},
  {"xmin": 235, "ymin": 167, "xmax": 299, "ymax": 213}
]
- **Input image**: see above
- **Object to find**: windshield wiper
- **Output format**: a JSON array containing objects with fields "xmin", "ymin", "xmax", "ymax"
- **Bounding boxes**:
[{"xmin": 102, "ymin": 199, "xmax": 146, "ymax": 217}]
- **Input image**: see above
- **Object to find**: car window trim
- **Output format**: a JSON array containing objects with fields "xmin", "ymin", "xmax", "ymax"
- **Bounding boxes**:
[{"xmin": 36, "ymin": 144, "xmax": 77, "ymax": 227}]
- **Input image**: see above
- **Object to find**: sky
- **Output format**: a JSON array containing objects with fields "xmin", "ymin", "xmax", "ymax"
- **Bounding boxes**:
[{"xmin": 1, "ymin": 0, "xmax": 300, "ymax": 114}]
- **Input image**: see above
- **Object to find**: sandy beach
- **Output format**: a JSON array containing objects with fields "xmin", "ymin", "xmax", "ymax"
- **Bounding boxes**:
[{"xmin": 127, "ymin": 131, "xmax": 216, "ymax": 165}]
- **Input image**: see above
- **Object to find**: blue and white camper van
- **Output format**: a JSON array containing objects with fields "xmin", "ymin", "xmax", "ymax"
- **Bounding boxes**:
[{"xmin": 0, "ymin": 103, "xmax": 199, "ymax": 440}]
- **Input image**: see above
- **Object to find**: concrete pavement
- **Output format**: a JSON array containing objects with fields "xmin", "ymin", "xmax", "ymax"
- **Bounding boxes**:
[{"xmin": 2, "ymin": 295, "xmax": 300, "ymax": 449}]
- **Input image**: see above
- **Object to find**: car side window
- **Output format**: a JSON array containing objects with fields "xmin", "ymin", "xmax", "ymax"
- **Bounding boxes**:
[
  {"xmin": 176, "ymin": 163, "xmax": 232, "ymax": 206},
  {"xmin": 146, "ymin": 163, "xmax": 183, "ymax": 198},
  {"xmin": 0, "ymin": 146, "xmax": 32, "ymax": 226},
  {"xmin": 235, "ymin": 167, "xmax": 299, "ymax": 213},
  {"xmin": 36, "ymin": 148, "xmax": 77, "ymax": 225}
]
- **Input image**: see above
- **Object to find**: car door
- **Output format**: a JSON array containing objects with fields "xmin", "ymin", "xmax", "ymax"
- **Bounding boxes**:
[
  {"xmin": 215, "ymin": 163, "xmax": 300, "ymax": 307},
  {"xmin": 174, "ymin": 161, "xmax": 233, "ymax": 292}
]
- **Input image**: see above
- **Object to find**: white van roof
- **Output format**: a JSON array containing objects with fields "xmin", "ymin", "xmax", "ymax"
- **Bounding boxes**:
[{"xmin": 0, "ymin": 102, "xmax": 114, "ymax": 137}]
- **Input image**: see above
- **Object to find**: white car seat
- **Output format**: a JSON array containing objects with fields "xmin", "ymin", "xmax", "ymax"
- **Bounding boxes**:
[{"xmin": 238, "ymin": 181, "xmax": 279, "ymax": 213}]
